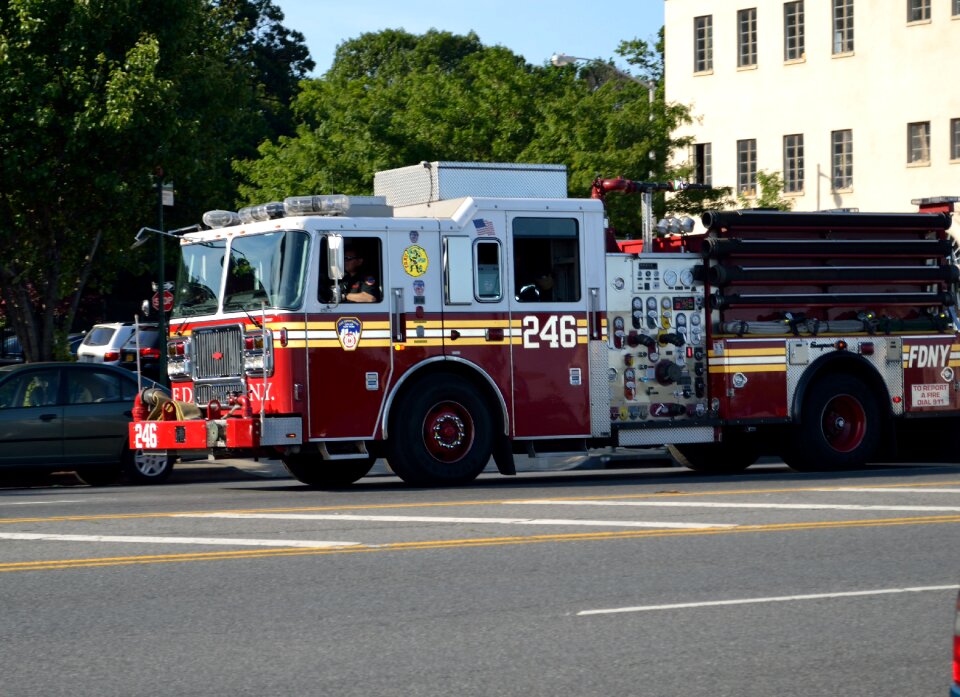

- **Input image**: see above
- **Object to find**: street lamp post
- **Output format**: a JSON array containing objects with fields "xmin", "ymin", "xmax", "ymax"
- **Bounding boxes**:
[{"xmin": 551, "ymin": 53, "xmax": 658, "ymax": 246}]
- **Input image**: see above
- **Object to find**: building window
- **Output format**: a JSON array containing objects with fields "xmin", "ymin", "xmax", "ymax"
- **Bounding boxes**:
[
  {"xmin": 833, "ymin": 0, "xmax": 854, "ymax": 54},
  {"xmin": 951, "ymin": 119, "xmax": 960, "ymax": 160},
  {"xmin": 784, "ymin": 2, "xmax": 805, "ymax": 60},
  {"xmin": 737, "ymin": 9, "xmax": 758, "ymax": 68},
  {"xmin": 783, "ymin": 134, "xmax": 804, "ymax": 193},
  {"xmin": 737, "ymin": 139, "xmax": 757, "ymax": 196},
  {"xmin": 907, "ymin": 0, "xmax": 930, "ymax": 21},
  {"xmin": 954, "ymin": 0, "xmax": 960, "ymax": 16},
  {"xmin": 908, "ymin": 122, "xmax": 931, "ymax": 164},
  {"xmin": 692, "ymin": 143, "xmax": 712, "ymax": 185},
  {"xmin": 694, "ymin": 15, "xmax": 713, "ymax": 72},
  {"xmin": 831, "ymin": 129, "xmax": 853, "ymax": 190}
]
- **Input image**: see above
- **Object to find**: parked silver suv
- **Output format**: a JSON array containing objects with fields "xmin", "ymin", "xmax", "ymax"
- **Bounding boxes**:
[{"xmin": 77, "ymin": 322, "xmax": 154, "ymax": 366}]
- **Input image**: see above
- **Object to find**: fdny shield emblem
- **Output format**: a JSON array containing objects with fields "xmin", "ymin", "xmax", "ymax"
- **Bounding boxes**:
[{"xmin": 337, "ymin": 317, "xmax": 362, "ymax": 351}]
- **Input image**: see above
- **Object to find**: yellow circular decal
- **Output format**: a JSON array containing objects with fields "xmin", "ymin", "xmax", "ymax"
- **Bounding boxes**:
[{"xmin": 402, "ymin": 245, "xmax": 429, "ymax": 277}]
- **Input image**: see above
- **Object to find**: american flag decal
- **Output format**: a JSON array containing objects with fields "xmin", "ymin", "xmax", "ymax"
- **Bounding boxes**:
[{"xmin": 472, "ymin": 218, "xmax": 495, "ymax": 236}]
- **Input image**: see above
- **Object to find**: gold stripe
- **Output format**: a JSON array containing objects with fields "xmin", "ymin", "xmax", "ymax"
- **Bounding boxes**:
[
  {"xmin": 711, "ymin": 364, "xmax": 788, "ymax": 373},
  {"xmin": 709, "ymin": 348, "xmax": 786, "ymax": 358}
]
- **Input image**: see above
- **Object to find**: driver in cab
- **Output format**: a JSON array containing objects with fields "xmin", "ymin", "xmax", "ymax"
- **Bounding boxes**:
[{"xmin": 340, "ymin": 243, "xmax": 380, "ymax": 302}]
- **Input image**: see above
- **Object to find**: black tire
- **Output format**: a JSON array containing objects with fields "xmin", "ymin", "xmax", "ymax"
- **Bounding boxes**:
[
  {"xmin": 782, "ymin": 375, "xmax": 881, "ymax": 472},
  {"xmin": 122, "ymin": 446, "xmax": 174, "ymax": 484},
  {"xmin": 75, "ymin": 465, "xmax": 122, "ymax": 487},
  {"xmin": 667, "ymin": 441, "xmax": 758, "ymax": 474},
  {"xmin": 282, "ymin": 453, "xmax": 375, "ymax": 488},
  {"xmin": 386, "ymin": 375, "xmax": 493, "ymax": 486}
]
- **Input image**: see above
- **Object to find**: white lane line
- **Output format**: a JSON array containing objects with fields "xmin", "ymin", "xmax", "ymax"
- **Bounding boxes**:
[
  {"xmin": 814, "ymin": 487, "xmax": 960, "ymax": 493},
  {"xmin": 176, "ymin": 513, "xmax": 736, "ymax": 529},
  {"xmin": 506, "ymin": 500, "xmax": 960, "ymax": 512},
  {"xmin": 578, "ymin": 584, "xmax": 960, "ymax": 616},
  {"xmin": 0, "ymin": 532, "xmax": 359, "ymax": 548},
  {"xmin": 0, "ymin": 499, "xmax": 88, "ymax": 506}
]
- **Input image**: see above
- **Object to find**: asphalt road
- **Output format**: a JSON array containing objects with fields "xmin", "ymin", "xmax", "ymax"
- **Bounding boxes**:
[{"xmin": 1, "ymin": 461, "xmax": 959, "ymax": 696}]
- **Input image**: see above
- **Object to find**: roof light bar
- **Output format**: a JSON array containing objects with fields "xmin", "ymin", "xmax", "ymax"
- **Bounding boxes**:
[
  {"xmin": 238, "ymin": 202, "xmax": 285, "ymax": 224},
  {"xmin": 202, "ymin": 210, "xmax": 241, "ymax": 229},
  {"xmin": 283, "ymin": 194, "xmax": 390, "ymax": 217}
]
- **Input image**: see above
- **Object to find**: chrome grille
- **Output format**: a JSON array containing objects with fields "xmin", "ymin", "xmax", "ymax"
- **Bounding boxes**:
[
  {"xmin": 192, "ymin": 325, "xmax": 244, "ymax": 379},
  {"xmin": 195, "ymin": 382, "xmax": 245, "ymax": 406}
]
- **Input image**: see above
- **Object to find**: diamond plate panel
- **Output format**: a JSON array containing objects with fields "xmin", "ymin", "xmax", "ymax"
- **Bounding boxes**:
[
  {"xmin": 589, "ymin": 340, "xmax": 611, "ymax": 437},
  {"xmin": 374, "ymin": 162, "xmax": 567, "ymax": 207},
  {"xmin": 261, "ymin": 417, "xmax": 303, "ymax": 446},
  {"xmin": 617, "ymin": 426, "xmax": 715, "ymax": 446}
]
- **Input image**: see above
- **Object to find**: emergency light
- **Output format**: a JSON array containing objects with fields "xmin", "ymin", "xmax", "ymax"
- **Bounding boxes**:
[
  {"xmin": 238, "ymin": 202, "xmax": 285, "ymax": 223},
  {"xmin": 202, "ymin": 210, "xmax": 241, "ymax": 229}
]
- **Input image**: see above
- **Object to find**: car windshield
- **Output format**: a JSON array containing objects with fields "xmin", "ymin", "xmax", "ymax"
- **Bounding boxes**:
[
  {"xmin": 173, "ymin": 231, "xmax": 310, "ymax": 317},
  {"xmin": 122, "ymin": 330, "xmax": 160, "ymax": 349}
]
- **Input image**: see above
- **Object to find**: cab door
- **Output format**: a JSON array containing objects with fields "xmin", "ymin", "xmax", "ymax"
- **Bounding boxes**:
[{"xmin": 508, "ymin": 214, "xmax": 591, "ymax": 438}]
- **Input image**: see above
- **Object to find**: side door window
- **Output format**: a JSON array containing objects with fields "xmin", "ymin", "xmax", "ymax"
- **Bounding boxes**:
[
  {"xmin": 512, "ymin": 218, "xmax": 581, "ymax": 303},
  {"xmin": 67, "ymin": 370, "xmax": 123, "ymax": 405},
  {"xmin": 320, "ymin": 237, "xmax": 384, "ymax": 304}
]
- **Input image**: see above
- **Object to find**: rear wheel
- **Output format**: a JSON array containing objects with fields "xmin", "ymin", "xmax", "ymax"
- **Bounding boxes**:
[
  {"xmin": 282, "ymin": 454, "xmax": 375, "ymax": 488},
  {"xmin": 782, "ymin": 375, "xmax": 881, "ymax": 472},
  {"xmin": 386, "ymin": 375, "xmax": 493, "ymax": 486}
]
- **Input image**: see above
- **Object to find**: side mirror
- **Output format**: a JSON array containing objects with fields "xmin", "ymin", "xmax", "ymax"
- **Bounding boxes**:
[{"xmin": 327, "ymin": 234, "xmax": 344, "ymax": 281}]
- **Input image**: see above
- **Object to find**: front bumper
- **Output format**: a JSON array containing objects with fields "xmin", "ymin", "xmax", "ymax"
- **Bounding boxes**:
[{"xmin": 129, "ymin": 415, "xmax": 304, "ymax": 451}]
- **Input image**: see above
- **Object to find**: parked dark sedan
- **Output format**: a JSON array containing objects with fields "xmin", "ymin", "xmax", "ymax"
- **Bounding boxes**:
[{"xmin": 0, "ymin": 362, "xmax": 172, "ymax": 485}]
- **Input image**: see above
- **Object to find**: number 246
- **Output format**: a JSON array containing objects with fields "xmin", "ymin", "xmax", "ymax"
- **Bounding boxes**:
[{"xmin": 522, "ymin": 315, "xmax": 577, "ymax": 349}]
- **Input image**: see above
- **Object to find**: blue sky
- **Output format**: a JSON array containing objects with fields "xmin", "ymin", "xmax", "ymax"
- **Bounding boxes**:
[{"xmin": 273, "ymin": 0, "xmax": 665, "ymax": 77}]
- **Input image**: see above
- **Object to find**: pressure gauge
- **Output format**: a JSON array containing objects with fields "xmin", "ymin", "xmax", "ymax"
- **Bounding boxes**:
[
  {"xmin": 663, "ymin": 269, "xmax": 678, "ymax": 287},
  {"xmin": 662, "ymin": 296, "xmax": 672, "ymax": 309},
  {"xmin": 680, "ymin": 268, "xmax": 695, "ymax": 286}
]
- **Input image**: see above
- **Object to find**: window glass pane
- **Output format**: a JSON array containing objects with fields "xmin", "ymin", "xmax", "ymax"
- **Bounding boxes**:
[
  {"xmin": 783, "ymin": 134, "xmax": 805, "ymax": 193},
  {"xmin": 908, "ymin": 122, "xmax": 931, "ymax": 163},
  {"xmin": 951, "ymin": 118, "xmax": 960, "ymax": 160},
  {"xmin": 831, "ymin": 129, "xmax": 853, "ymax": 190},
  {"xmin": 784, "ymin": 2, "xmax": 805, "ymax": 60},
  {"xmin": 694, "ymin": 143, "xmax": 712, "ymax": 185},
  {"xmin": 737, "ymin": 139, "xmax": 757, "ymax": 195},
  {"xmin": 738, "ymin": 8, "xmax": 758, "ymax": 67},
  {"xmin": 832, "ymin": 0, "xmax": 854, "ymax": 54},
  {"xmin": 321, "ymin": 237, "xmax": 383, "ymax": 304},
  {"xmin": 445, "ymin": 236, "xmax": 472, "ymax": 304},
  {"xmin": 1, "ymin": 369, "xmax": 61, "ymax": 408},
  {"xmin": 68, "ymin": 370, "xmax": 122, "ymax": 405},
  {"xmin": 907, "ymin": 0, "xmax": 930, "ymax": 21},
  {"xmin": 694, "ymin": 15, "xmax": 713, "ymax": 72},
  {"xmin": 512, "ymin": 218, "xmax": 580, "ymax": 303},
  {"xmin": 475, "ymin": 240, "xmax": 502, "ymax": 302},
  {"xmin": 954, "ymin": 0, "xmax": 960, "ymax": 16}
]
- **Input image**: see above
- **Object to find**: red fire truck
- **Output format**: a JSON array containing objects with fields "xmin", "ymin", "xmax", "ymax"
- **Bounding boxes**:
[{"xmin": 129, "ymin": 162, "xmax": 960, "ymax": 486}]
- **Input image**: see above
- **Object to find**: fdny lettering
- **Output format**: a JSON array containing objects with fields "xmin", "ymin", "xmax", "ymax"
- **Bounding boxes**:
[
  {"xmin": 522, "ymin": 315, "xmax": 578, "ymax": 349},
  {"xmin": 247, "ymin": 382, "xmax": 274, "ymax": 402},
  {"xmin": 906, "ymin": 344, "xmax": 950, "ymax": 368},
  {"xmin": 172, "ymin": 385, "xmax": 193, "ymax": 403}
]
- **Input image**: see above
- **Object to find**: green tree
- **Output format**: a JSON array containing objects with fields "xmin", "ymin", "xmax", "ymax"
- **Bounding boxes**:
[{"xmin": 0, "ymin": 0, "xmax": 309, "ymax": 361}]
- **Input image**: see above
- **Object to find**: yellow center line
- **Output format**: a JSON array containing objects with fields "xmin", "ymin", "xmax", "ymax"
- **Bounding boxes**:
[{"xmin": 1, "ymin": 514, "xmax": 958, "ymax": 574}]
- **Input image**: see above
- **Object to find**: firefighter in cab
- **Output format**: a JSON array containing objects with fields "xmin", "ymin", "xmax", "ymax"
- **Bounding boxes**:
[{"xmin": 340, "ymin": 241, "xmax": 380, "ymax": 302}]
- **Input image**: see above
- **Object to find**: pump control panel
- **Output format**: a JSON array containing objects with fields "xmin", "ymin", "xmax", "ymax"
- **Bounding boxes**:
[{"xmin": 606, "ymin": 253, "xmax": 707, "ymax": 424}]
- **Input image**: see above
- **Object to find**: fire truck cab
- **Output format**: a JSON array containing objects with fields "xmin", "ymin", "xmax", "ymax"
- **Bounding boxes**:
[{"xmin": 130, "ymin": 162, "xmax": 960, "ymax": 486}]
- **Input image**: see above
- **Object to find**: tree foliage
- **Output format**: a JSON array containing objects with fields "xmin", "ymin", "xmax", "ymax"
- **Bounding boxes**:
[
  {"xmin": 0, "ymin": 0, "xmax": 309, "ymax": 360},
  {"xmin": 235, "ymin": 29, "xmax": 698, "ymax": 237}
]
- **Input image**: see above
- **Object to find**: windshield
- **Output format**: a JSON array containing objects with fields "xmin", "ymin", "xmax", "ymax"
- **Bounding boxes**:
[
  {"xmin": 173, "ymin": 240, "xmax": 226, "ymax": 317},
  {"xmin": 223, "ymin": 231, "xmax": 310, "ymax": 312},
  {"xmin": 172, "ymin": 231, "xmax": 310, "ymax": 317}
]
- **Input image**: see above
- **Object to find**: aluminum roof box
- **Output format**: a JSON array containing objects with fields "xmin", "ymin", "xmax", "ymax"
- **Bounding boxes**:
[{"xmin": 374, "ymin": 161, "xmax": 568, "ymax": 207}]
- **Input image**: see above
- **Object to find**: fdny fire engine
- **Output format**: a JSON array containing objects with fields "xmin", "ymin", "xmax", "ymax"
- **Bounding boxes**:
[{"xmin": 129, "ymin": 162, "xmax": 960, "ymax": 486}]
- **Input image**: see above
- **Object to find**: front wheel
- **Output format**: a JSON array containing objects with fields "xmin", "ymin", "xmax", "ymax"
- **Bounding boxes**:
[
  {"xmin": 282, "ymin": 454, "xmax": 375, "ymax": 488},
  {"xmin": 782, "ymin": 375, "xmax": 881, "ymax": 472},
  {"xmin": 122, "ymin": 447, "xmax": 174, "ymax": 484},
  {"xmin": 386, "ymin": 375, "xmax": 493, "ymax": 486}
]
